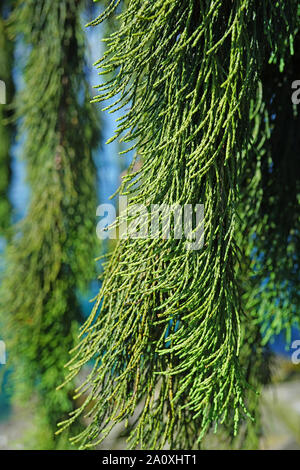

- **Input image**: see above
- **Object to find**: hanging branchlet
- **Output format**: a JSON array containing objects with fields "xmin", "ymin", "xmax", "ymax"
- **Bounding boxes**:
[
  {"xmin": 0, "ymin": 0, "xmax": 14, "ymax": 236},
  {"xmin": 0, "ymin": 0, "xmax": 100, "ymax": 449},
  {"xmin": 239, "ymin": 16, "xmax": 300, "ymax": 346},
  {"xmin": 58, "ymin": 0, "xmax": 298, "ymax": 449}
]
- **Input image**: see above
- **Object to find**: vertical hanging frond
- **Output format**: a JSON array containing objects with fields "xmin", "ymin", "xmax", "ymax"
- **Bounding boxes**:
[
  {"xmin": 0, "ymin": 0, "xmax": 14, "ymax": 235},
  {"xmin": 58, "ymin": 0, "xmax": 298, "ymax": 449},
  {"xmin": 0, "ymin": 0, "xmax": 100, "ymax": 449},
  {"xmin": 240, "ymin": 22, "xmax": 300, "ymax": 345}
]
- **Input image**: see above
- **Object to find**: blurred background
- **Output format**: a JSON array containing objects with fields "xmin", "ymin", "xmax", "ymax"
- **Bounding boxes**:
[{"xmin": 0, "ymin": 0, "xmax": 299, "ymax": 450}]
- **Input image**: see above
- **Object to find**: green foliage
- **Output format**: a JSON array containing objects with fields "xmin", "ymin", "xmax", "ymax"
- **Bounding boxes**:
[
  {"xmin": 0, "ymin": 0, "xmax": 100, "ymax": 449},
  {"xmin": 240, "ymin": 30, "xmax": 300, "ymax": 346},
  {"xmin": 0, "ymin": 0, "xmax": 14, "ymax": 235},
  {"xmin": 58, "ymin": 0, "xmax": 299, "ymax": 449}
]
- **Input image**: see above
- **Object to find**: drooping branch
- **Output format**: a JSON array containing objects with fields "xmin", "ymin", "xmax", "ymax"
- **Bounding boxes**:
[
  {"xmin": 58, "ymin": 0, "xmax": 298, "ymax": 450},
  {"xmin": 0, "ymin": 0, "xmax": 100, "ymax": 449}
]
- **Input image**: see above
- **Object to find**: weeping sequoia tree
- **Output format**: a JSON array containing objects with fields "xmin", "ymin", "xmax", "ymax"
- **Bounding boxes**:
[
  {"xmin": 1, "ymin": 0, "xmax": 299, "ymax": 451},
  {"xmin": 53, "ymin": 0, "xmax": 300, "ymax": 450},
  {"xmin": 0, "ymin": 0, "xmax": 99, "ymax": 448}
]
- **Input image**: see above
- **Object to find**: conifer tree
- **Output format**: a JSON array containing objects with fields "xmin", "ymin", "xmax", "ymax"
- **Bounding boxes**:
[
  {"xmin": 58, "ymin": 0, "xmax": 299, "ymax": 449},
  {"xmin": 0, "ymin": 0, "xmax": 100, "ymax": 449}
]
